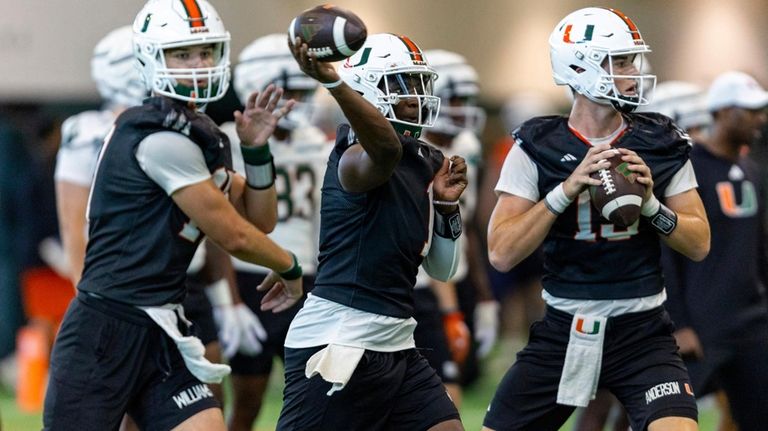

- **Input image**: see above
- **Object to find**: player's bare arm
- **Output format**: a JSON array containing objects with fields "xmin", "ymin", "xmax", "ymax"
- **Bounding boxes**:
[
  {"xmin": 618, "ymin": 148, "xmax": 710, "ymax": 262},
  {"xmin": 659, "ymin": 189, "xmax": 710, "ymax": 261},
  {"xmin": 289, "ymin": 37, "xmax": 402, "ymax": 192},
  {"xmin": 172, "ymin": 179, "xmax": 302, "ymax": 309},
  {"xmin": 55, "ymin": 181, "xmax": 89, "ymax": 285},
  {"xmin": 229, "ymin": 85, "xmax": 295, "ymax": 232},
  {"xmin": 488, "ymin": 144, "xmax": 614, "ymax": 271}
]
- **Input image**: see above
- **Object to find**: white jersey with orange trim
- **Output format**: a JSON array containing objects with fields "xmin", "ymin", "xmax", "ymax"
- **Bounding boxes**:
[
  {"xmin": 222, "ymin": 122, "xmax": 332, "ymax": 275},
  {"xmin": 415, "ymin": 129, "xmax": 482, "ymax": 287}
]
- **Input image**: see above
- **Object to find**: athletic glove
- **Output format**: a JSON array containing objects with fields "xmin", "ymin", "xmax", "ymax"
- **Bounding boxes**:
[
  {"xmin": 474, "ymin": 300, "xmax": 500, "ymax": 358},
  {"xmin": 442, "ymin": 311, "xmax": 471, "ymax": 365},
  {"xmin": 205, "ymin": 279, "xmax": 240, "ymax": 359},
  {"xmin": 234, "ymin": 303, "xmax": 267, "ymax": 356}
]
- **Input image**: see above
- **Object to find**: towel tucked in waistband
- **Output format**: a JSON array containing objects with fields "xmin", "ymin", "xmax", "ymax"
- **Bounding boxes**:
[
  {"xmin": 305, "ymin": 344, "xmax": 366, "ymax": 396},
  {"xmin": 557, "ymin": 313, "xmax": 607, "ymax": 407}
]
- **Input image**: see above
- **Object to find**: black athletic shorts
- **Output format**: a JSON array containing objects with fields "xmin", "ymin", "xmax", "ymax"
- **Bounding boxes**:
[
  {"xmin": 277, "ymin": 345, "xmax": 460, "ymax": 431},
  {"xmin": 413, "ymin": 287, "xmax": 460, "ymax": 384},
  {"xmin": 182, "ymin": 281, "xmax": 218, "ymax": 346},
  {"xmin": 228, "ymin": 272, "xmax": 312, "ymax": 376},
  {"xmin": 483, "ymin": 306, "xmax": 697, "ymax": 431},
  {"xmin": 43, "ymin": 292, "xmax": 220, "ymax": 431}
]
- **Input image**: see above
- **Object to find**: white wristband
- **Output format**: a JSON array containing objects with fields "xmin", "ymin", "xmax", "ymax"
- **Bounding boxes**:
[
  {"xmin": 433, "ymin": 199, "xmax": 460, "ymax": 206},
  {"xmin": 321, "ymin": 79, "xmax": 343, "ymax": 89},
  {"xmin": 641, "ymin": 194, "xmax": 661, "ymax": 217},
  {"xmin": 544, "ymin": 183, "xmax": 573, "ymax": 215},
  {"xmin": 204, "ymin": 279, "xmax": 233, "ymax": 307}
]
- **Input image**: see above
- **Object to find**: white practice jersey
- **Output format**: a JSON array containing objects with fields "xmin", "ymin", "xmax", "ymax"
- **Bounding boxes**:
[
  {"xmin": 223, "ymin": 122, "xmax": 332, "ymax": 275},
  {"xmin": 415, "ymin": 130, "xmax": 482, "ymax": 287},
  {"xmin": 55, "ymin": 110, "xmax": 116, "ymax": 186}
]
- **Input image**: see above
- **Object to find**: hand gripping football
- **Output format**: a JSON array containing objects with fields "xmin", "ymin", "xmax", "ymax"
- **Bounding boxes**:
[
  {"xmin": 288, "ymin": 4, "xmax": 367, "ymax": 62},
  {"xmin": 589, "ymin": 150, "xmax": 645, "ymax": 227}
]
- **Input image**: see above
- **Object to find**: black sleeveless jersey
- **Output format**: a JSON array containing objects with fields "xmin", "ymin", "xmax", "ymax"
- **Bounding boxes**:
[
  {"xmin": 515, "ymin": 113, "xmax": 691, "ymax": 299},
  {"xmin": 79, "ymin": 97, "xmax": 232, "ymax": 305},
  {"xmin": 312, "ymin": 124, "xmax": 445, "ymax": 318},
  {"xmin": 663, "ymin": 145, "xmax": 768, "ymax": 341}
]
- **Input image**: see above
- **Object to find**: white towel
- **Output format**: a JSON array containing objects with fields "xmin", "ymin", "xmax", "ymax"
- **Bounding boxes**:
[
  {"xmin": 557, "ymin": 313, "xmax": 607, "ymax": 407},
  {"xmin": 140, "ymin": 305, "xmax": 231, "ymax": 384},
  {"xmin": 305, "ymin": 344, "xmax": 366, "ymax": 396}
]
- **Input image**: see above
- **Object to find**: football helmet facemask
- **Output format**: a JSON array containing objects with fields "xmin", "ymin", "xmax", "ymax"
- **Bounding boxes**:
[
  {"xmin": 91, "ymin": 26, "xmax": 147, "ymax": 108},
  {"xmin": 424, "ymin": 49, "xmax": 486, "ymax": 137},
  {"xmin": 132, "ymin": 0, "xmax": 230, "ymax": 104},
  {"xmin": 235, "ymin": 33, "xmax": 318, "ymax": 131},
  {"xmin": 549, "ymin": 7, "xmax": 656, "ymax": 113},
  {"xmin": 338, "ymin": 33, "xmax": 440, "ymax": 138}
]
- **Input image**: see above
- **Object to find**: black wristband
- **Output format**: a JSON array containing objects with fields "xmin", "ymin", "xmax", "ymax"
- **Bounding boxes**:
[
  {"xmin": 278, "ymin": 252, "xmax": 303, "ymax": 280},
  {"xmin": 434, "ymin": 207, "xmax": 462, "ymax": 240},
  {"xmin": 649, "ymin": 202, "xmax": 678, "ymax": 236}
]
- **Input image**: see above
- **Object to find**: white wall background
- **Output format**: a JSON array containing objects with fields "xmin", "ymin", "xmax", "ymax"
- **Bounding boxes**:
[{"xmin": 2, "ymin": 0, "xmax": 767, "ymax": 104}]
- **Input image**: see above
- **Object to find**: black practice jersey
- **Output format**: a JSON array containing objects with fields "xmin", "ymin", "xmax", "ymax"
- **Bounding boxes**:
[
  {"xmin": 79, "ymin": 97, "xmax": 232, "ymax": 305},
  {"xmin": 663, "ymin": 144, "xmax": 768, "ymax": 342},
  {"xmin": 515, "ymin": 113, "xmax": 690, "ymax": 299},
  {"xmin": 312, "ymin": 125, "xmax": 445, "ymax": 318}
]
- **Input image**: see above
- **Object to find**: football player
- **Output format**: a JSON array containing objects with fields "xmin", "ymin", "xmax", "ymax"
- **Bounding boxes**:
[
  {"xmin": 278, "ymin": 33, "xmax": 467, "ymax": 430},
  {"xmin": 412, "ymin": 48, "xmax": 498, "ymax": 407},
  {"xmin": 53, "ymin": 24, "xmax": 238, "ymax": 421},
  {"xmin": 43, "ymin": 1, "xmax": 303, "ymax": 430},
  {"xmin": 484, "ymin": 7, "xmax": 710, "ymax": 431},
  {"xmin": 576, "ymin": 79, "xmax": 716, "ymax": 431},
  {"xmin": 220, "ymin": 33, "xmax": 332, "ymax": 431},
  {"xmin": 662, "ymin": 71, "xmax": 768, "ymax": 431}
]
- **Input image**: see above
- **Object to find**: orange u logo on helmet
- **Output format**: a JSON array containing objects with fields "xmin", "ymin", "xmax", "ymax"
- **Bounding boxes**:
[{"xmin": 563, "ymin": 24, "xmax": 594, "ymax": 44}]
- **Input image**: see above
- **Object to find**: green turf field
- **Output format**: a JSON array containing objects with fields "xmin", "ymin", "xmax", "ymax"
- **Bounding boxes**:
[{"xmin": 0, "ymin": 337, "xmax": 719, "ymax": 430}]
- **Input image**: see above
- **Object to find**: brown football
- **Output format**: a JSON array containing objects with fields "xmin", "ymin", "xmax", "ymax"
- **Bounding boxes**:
[
  {"xmin": 288, "ymin": 4, "xmax": 367, "ymax": 62},
  {"xmin": 589, "ymin": 150, "xmax": 645, "ymax": 227}
]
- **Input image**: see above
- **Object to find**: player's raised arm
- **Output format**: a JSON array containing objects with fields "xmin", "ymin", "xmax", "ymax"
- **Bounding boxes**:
[{"xmin": 289, "ymin": 36, "xmax": 400, "ymax": 192}]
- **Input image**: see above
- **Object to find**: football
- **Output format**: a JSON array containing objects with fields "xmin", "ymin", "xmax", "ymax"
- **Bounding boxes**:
[
  {"xmin": 589, "ymin": 150, "xmax": 645, "ymax": 227},
  {"xmin": 288, "ymin": 4, "xmax": 367, "ymax": 62}
]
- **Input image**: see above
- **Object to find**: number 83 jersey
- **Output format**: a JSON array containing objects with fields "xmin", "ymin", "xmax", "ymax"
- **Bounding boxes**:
[{"xmin": 223, "ymin": 123, "xmax": 333, "ymax": 275}]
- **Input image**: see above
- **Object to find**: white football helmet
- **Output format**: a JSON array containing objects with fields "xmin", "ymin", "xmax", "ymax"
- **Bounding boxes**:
[
  {"xmin": 338, "ymin": 33, "xmax": 440, "ymax": 138},
  {"xmin": 91, "ymin": 26, "xmax": 147, "ymax": 108},
  {"xmin": 132, "ymin": 0, "xmax": 230, "ymax": 104},
  {"xmin": 235, "ymin": 33, "xmax": 318, "ymax": 130},
  {"xmin": 642, "ymin": 81, "xmax": 711, "ymax": 132},
  {"xmin": 549, "ymin": 7, "xmax": 656, "ymax": 112},
  {"xmin": 424, "ymin": 49, "xmax": 486, "ymax": 137}
]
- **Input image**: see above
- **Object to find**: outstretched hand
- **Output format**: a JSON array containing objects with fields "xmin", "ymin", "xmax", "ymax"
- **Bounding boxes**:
[
  {"xmin": 234, "ymin": 84, "xmax": 295, "ymax": 147},
  {"xmin": 433, "ymin": 155, "xmax": 468, "ymax": 203},
  {"xmin": 257, "ymin": 270, "xmax": 303, "ymax": 313},
  {"xmin": 288, "ymin": 36, "xmax": 341, "ymax": 86}
]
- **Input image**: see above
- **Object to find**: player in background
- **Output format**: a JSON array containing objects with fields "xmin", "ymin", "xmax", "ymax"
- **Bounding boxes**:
[
  {"xmin": 278, "ymin": 33, "xmax": 467, "ymax": 430},
  {"xmin": 476, "ymin": 93, "xmax": 553, "ymax": 342},
  {"xmin": 43, "ymin": 0, "xmax": 303, "ymax": 429},
  {"xmin": 661, "ymin": 71, "xmax": 768, "ymax": 431},
  {"xmin": 219, "ymin": 33, "xmax": 332, "ymax": 431},
  {"xmin": 55, "ymin": 25, "xmax": 147, "ymax": 286},
  {"xmin": 575, "ymin": 79, "xmax": 715, "ymax": 431},
  {"xmin": 484, "ymin": 7, "xmax": 710, "ymax": 431},
  {"xmin": 412, "ymin": 49, "xmax": 498, "ymax": 407}
]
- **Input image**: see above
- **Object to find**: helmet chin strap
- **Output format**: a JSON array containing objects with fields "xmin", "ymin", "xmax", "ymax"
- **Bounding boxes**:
[{"xmin": 610, "ymin": 97, "xmax": 639, "ymax": 113}]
